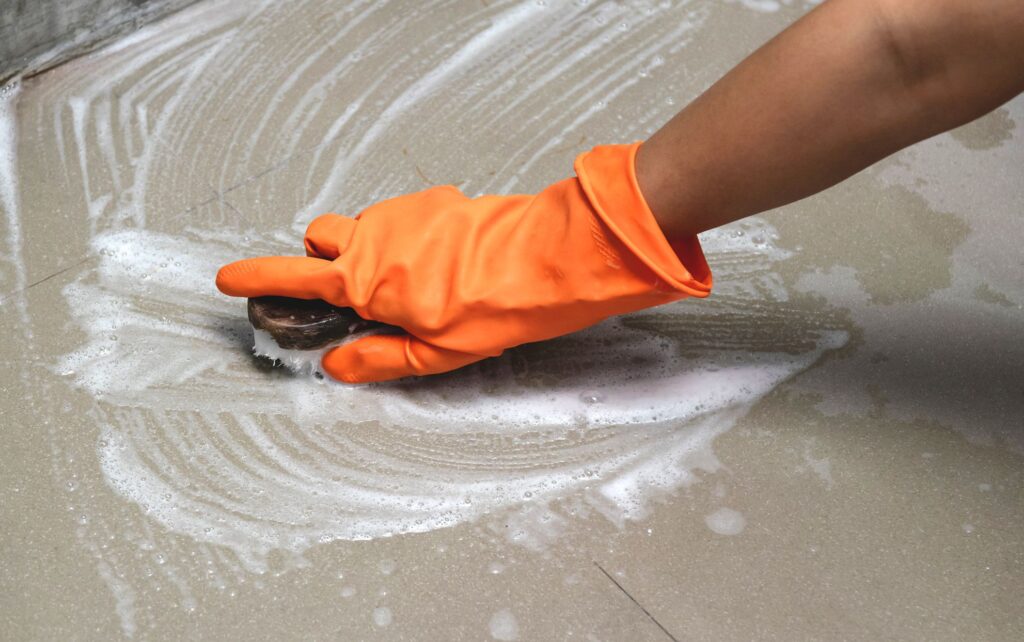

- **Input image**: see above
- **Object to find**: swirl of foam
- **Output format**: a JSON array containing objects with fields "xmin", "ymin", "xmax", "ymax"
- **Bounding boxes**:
[
  {"xmin": 31, "ymin": 0, "xmax": 723, "ymax": 237},
  {"xmin": 60, "ymin": 222, "xmax": 845, "ymax": 569},
  {"xmin": 34, "ymin": 0, "xmax": 848, "ymax": 572}
]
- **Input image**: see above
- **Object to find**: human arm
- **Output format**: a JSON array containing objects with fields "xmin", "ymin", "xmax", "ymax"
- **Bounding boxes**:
[
  {"xmin": 216, "ymin": 0, "xmax": 1024, "ymax": 383},
  {"xmin": 638, "ymin": 0, "xmax": 1024, "ymax": 238}
]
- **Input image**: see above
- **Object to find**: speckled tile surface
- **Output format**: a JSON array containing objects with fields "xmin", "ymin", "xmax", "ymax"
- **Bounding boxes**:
[{"xmin": 1, "ymin": 1, "xmax": 1021, "ymax": 639}]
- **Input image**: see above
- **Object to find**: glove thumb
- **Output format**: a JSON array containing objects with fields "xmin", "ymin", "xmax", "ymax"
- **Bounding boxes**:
[{"xmin": 322, "ymin": 334, "xmax": 488, "ymax": 383}]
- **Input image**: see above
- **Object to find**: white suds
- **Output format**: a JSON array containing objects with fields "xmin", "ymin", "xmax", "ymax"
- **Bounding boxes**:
[
  {"xmin": 489, "ymin": 609, "xmax": 520, "ymax": 641},
  {"xmin": 0, "ymin": 79, "xmax": 27, "ymax": 310},
  {"xmin": 728, "ymin": 0, "xmax": 824, "ymax": 14},
  {"xmin": 252, "ymin": 328, "xmax": 330, "ymax": 375},
  {"xmin": 372, "ymin": 606, "xmax": 393, "ymax": 627},
  {"xmin": 704, "ymin": 507, "xmax": 747, "ymax": 536},
  {"xmin": 252, "ymin": 325, "xmax": 391, "ymax": 377},
  {"xmin": 57, "ymin": 220, "xmax": 844, "ymax": 570},
  {"xmin": 38, "ymin": 0, "xmax": 849, "ymax": 613}
]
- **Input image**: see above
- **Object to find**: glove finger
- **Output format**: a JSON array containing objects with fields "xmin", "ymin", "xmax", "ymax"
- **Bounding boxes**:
[
  {"xmin": 215, "ymin": 256, "xmax": 350, "ymax": 306},
  {"xmin": 322, "ymin": 334, "xmax": 486, "ymax": 383},
  {"xmin": 304, "ymin": 213, "xmax": 357, "ymax": 259}
]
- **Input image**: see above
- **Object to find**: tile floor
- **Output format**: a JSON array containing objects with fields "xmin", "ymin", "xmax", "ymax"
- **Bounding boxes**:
[{"xmin": 1, "ymin": 1, "xmax": 1021, "ymax": 639}]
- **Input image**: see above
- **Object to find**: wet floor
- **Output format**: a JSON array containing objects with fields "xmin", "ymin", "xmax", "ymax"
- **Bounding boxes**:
[{"xmin": 1, "ymin": 0, "xmax": 1022, "ymax": 639}]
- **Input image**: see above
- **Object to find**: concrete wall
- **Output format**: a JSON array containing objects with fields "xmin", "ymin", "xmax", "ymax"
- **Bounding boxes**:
[{"xmin": 1, "ymin": 0, "xmax": 198, "ymax": 83}]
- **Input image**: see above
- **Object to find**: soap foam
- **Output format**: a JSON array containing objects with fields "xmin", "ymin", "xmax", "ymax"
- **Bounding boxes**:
[
  {"xmin": 58, "ymin": 222, "xmax": 846, "ymax": 571},
  {"xmin": 34, "ymin": 2, "xmax": 845, "ymax": 628},
  {"xmin": 0, "ymin": 80, "xmax": 26, "ymax": 315},
  {"xmin": 704, "ymin": 507, "xmax": 747, "ymax": 536},
  {"xmin": 489, "ymin": 609, "xmax": 520, "ymax": 641},
  {"xmin": 252, "ymin": 328, "xmax": 330, "ymax": 375},
  {"xmin": 252, "ymin": 323, "xmax": 393, "ymax": 377}
]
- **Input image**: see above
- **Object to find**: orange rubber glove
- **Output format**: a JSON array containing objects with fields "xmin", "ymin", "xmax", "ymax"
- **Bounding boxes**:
[{"xmin": 216, "ymin": 142, "xmax": 712, "ymax": 383}]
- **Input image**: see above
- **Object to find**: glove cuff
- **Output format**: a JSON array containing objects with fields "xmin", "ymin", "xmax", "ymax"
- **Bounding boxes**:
[{"xmin": 574, "ymin": 142, "xmax": 712, "ymax": 298}]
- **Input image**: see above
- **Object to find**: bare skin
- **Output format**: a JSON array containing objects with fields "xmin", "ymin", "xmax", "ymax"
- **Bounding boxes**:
[{"xmin": 637, "ymin": 0, "xmax": 1024, "ymax": 239}]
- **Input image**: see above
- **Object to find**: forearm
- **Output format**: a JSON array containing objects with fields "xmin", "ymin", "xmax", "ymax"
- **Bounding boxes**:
[{"xmin": 637, "ymin": 0, "xmax": 1024, "ymax": 238}]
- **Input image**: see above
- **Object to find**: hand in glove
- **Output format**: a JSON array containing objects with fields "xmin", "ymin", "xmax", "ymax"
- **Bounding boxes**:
[{"xmin": 216, "ymin": 142, "xmax": 712, "ymax": 383}]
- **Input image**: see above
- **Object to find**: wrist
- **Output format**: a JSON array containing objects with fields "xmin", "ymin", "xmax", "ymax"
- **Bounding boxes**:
[{"xmin": 574, "ymin": 142, "xmax": 712, "ymax": 298}]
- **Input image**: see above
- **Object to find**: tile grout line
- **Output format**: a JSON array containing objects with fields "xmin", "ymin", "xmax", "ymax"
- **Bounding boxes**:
[
  {"xmin": 220, "ymin": 135, "xmax": 333, "ymax": 197},
  {"xmin": 0, "ymin": 175, "xmax": 251, "ymax": 306},
  {"xmin": 0, "ymin": 255, "xmax": 93, "ymax": 303},
  {"xmin": 593, "ymin": 562, "xmax": 679, "ymax": 642},
  {"xmin": 221, "ymin": 196, "xmax": 244, "ymax": 218},
  {"xmin": 184, "ymin": 113, "xmax": 360, "ymax": 210}
]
